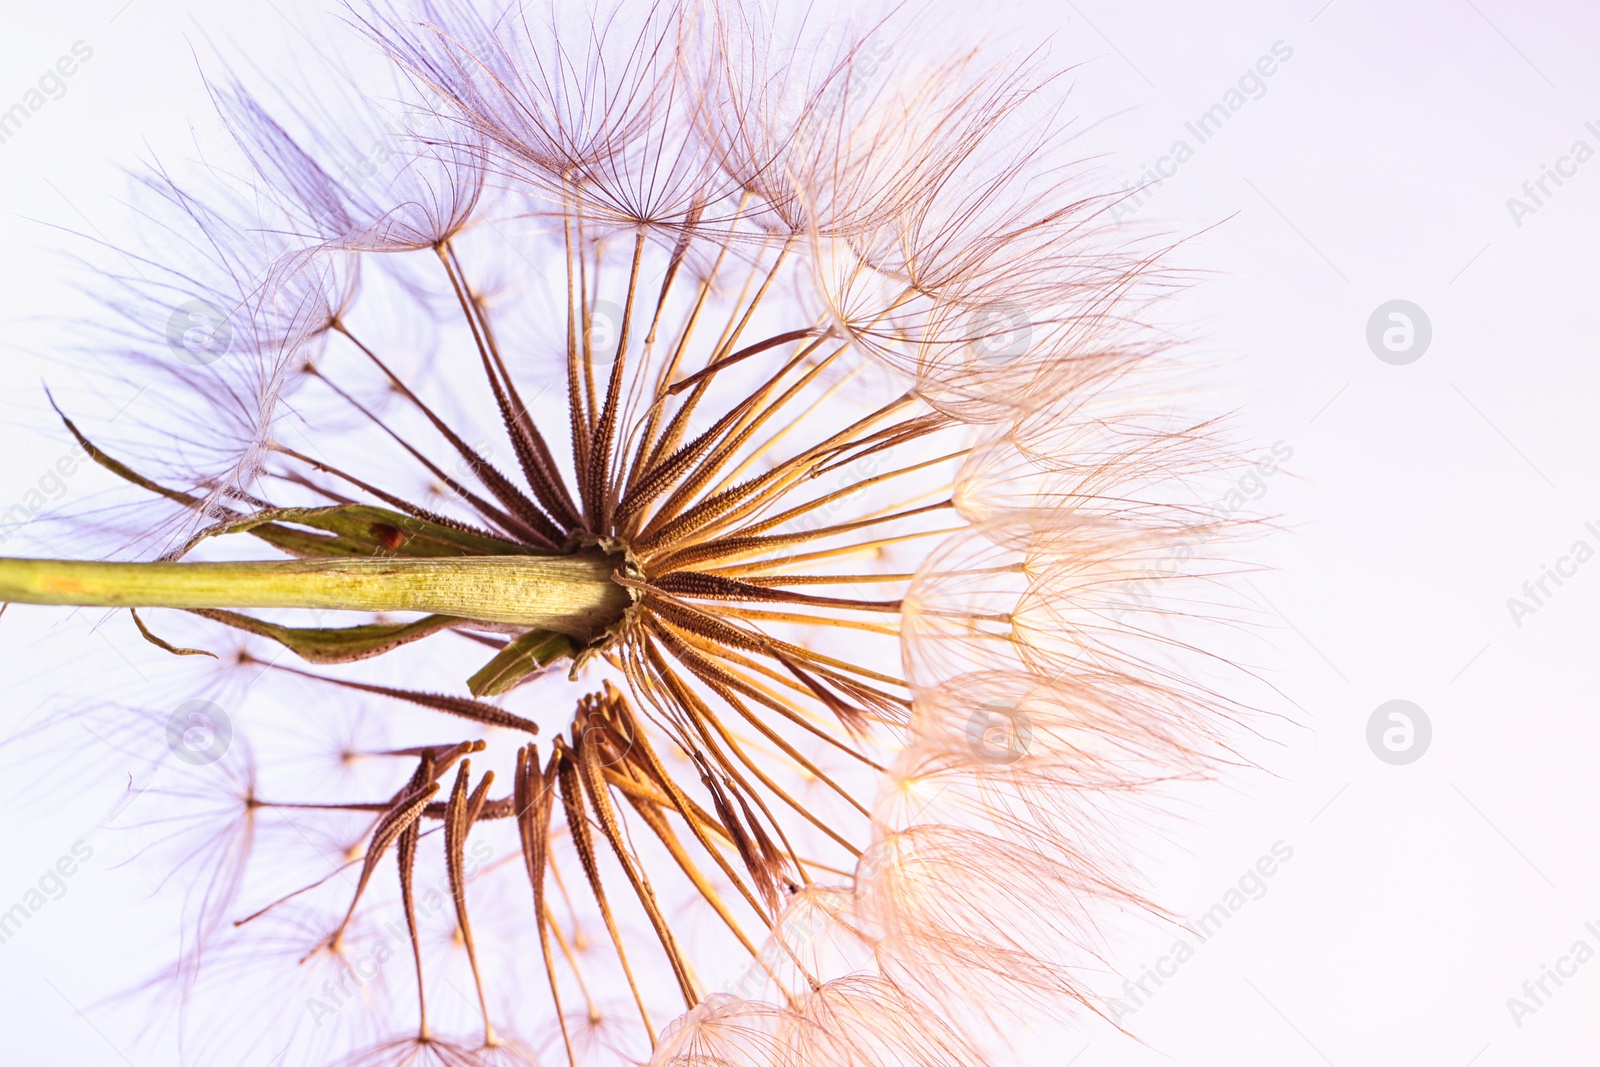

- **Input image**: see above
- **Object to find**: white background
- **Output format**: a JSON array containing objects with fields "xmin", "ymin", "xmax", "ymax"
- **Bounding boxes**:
[{"xmin": 2, "ymin": 1, "xmax": 1598, "ymax": 1064}]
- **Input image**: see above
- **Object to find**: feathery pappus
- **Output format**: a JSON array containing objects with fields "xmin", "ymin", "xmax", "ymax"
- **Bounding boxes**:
[{"xmin": 5, "ymin": 1, "xmax": 1260, "ymax": 1064}]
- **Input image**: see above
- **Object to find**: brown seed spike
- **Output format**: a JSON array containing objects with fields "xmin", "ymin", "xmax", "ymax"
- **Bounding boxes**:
[
  {"xmin": 327, "ymin": 777, "xmax": 439, "ymax": 955},
  {"xmin": 397, "ymin": 751, "xmax": 435, "ymax": 1041},
  {"xmin": 553, "ymin": 738, "xmax": 655, "ymax": 1046},
  {"xmin": 266, "ymin": 662, "xmax": 541, "ymax": 735},
  {"xmin": 513, "ymin": 745, "xmax": 576, "ymax": 1066},
  {"xmin": 697, "ymin": 764, "xmax": 783, "ymax": 916},
  {"xmin": 575, "ymin": 725, "xmax": 700, "ymax": 1008},
  {"xmin": 443, "ymin": 759, "xmax": 499, "ymax": 1048}
]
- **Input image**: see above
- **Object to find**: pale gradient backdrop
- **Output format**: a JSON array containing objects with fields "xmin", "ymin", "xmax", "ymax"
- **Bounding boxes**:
[{"xmin": 2, "ymin": 1, "xmax": 1597, "ymax": 1064}]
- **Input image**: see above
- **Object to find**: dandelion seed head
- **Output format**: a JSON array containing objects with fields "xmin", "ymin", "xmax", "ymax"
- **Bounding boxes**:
[{"xmin": 16, "ymin": 0, "xmax": 1270, "ymax": 1063}]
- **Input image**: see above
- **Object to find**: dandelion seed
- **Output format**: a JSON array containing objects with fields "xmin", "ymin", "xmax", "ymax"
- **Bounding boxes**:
[{"xmin": 5, "ymin": 1, "xmax": 1261, "ymax": 1063}]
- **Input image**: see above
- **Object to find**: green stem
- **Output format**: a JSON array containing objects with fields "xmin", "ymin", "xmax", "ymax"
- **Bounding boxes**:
[{"xmin": 0, "ymin": 553, "xmax": 630, "ymax": 638}]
